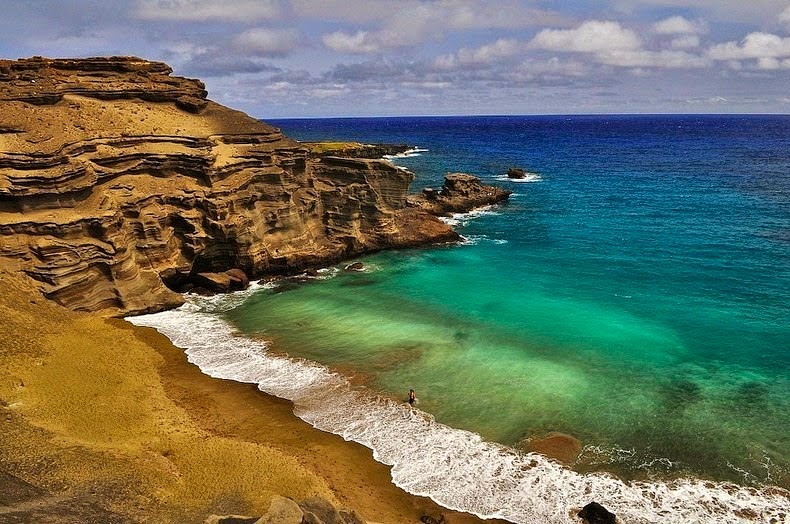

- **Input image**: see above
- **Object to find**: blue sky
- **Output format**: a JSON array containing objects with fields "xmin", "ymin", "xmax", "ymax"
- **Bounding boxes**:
[{"xmin": 2, "ymin": 0, "xmax": 789, "ymax": 117}]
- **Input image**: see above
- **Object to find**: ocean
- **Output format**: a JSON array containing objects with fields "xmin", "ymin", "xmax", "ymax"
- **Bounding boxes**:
[{"xmin": 130, "ymin": 115, "xmax": 789, "ymax": 523}]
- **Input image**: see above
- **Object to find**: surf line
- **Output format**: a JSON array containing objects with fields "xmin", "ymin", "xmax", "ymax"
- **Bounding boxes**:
[{"xmin": 128, "ymin": 296, "xmax": 789, "ymax": 524}]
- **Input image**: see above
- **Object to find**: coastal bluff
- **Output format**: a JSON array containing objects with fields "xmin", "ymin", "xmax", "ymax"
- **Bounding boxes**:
[{"xmin": 0, "ymin": 56, "xmax": 507, "ymax": 315}]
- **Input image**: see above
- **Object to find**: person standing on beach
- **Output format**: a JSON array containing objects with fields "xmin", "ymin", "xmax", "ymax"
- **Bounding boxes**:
[{"xmin": 408, "ymin": 389, "xmax": 416, "ymax": 405}]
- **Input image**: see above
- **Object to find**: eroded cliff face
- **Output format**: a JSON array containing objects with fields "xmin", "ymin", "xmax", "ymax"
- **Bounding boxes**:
[{"xmin": 0, "ymin": 57, "xmax": 469, "ymax": 315}]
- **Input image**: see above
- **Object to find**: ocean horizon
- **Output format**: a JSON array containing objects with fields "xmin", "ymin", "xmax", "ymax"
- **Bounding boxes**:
[{"xmin": 131, "ymin": 114, "xmax": 789, "ymax": 523}]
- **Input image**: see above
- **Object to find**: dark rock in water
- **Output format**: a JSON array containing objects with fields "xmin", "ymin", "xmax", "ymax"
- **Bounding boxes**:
[
  {"xmin": 507, "ymin": 167, "xmax": 526, "ymax": 179},
  {"xmin": 344, "ymin": 262, "xmax": 365, "ymax": 271},
  {"xmin": 410, "ymin": 173, "xmax": 511, "ymax": 216},
  {"xmin": 578, "ymin": 502, "xmax": 616, "ymax": 524},
  {"xmin": 304, "ymin": 268, "xmax": 320, "ymax": 277},
  {"xmin": 225, "ymin": 268, "xmax": 250, "ymax": 290}
]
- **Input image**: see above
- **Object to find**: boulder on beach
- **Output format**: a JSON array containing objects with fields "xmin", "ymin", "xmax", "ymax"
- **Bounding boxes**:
[
  {"xmin": 192, "ymin": 269, "xmax": 250, "ymax": 293},
  {"xmin": 225, "ymin": 268, "xmax": 250, "ymax": 290},
  {"xmin": 255, "ymin": 495, "xmax": 304, "ymax": 524}
]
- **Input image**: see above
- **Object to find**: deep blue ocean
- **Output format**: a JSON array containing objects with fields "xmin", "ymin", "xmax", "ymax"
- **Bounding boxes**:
[{"xmin": 132, "ymin": 115, "xmax": 789, "ymax": 523}]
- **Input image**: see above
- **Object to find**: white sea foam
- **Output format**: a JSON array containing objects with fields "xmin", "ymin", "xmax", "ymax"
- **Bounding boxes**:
[
  {"xmin": 384, "ymin": 147, "xmax": 429, "ymax": 159},
  {"xmin": 180, "ymin": 280, "xmax": 273, "ymax": 313},
  {"xmin": 496, "ymin": 172, "xmax": 543, "ymax": 183},
  {"xmin": 128, "ymin": 298, "xmax": 789, "ymax": 524},
  {"xmin": 439, "ymin": 205, "xmax": 501, "ymax": 227},
  {"xmin": 459, "ymin": 235, "xmax": 508, "ymax": 246}
]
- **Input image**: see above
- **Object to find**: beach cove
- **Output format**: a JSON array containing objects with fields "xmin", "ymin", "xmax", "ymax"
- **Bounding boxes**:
[
  {"xmin": 131, "ymin": 115, "xmax": 790, "ymax": 523},
  {"xmin": 0, "ymin": 269, "xmax": 503, "ymax": 523},
  {"xmin": 0, "ymin": 56, "xmax": 787, "ymax": 523}
]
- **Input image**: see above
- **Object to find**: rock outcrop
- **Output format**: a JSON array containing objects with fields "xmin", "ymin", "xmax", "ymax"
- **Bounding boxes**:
[
  {"xmin": 205, "ymin": 495, "xmax": 365, "ymax": 524},
  {"xmin": 305, "ymin": 142, "xmax": 412, "ymax": 159},
  {"xmin": 577, "ymin": 502, "xmax": 616, "ymax": 524},
  {"xmin": 0, "ymin": 57, "xmax": 508, "ymax": 315},
  {"xmin": 411, "ymin": 173, "xmax": 511, "ymax": 216}
]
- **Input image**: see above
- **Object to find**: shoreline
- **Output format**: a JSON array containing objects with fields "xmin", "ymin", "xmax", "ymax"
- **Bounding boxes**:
[
  {"xmin": 0, "ymin": 270, "xmax": 506, "ymax": 523},
  {"xmin": 119, "ymin": 319, "xmax": 504, "ymax": 523},
  {"xmin": 131, "ymin": 276, "xmax": 790, "ymax": 524}
]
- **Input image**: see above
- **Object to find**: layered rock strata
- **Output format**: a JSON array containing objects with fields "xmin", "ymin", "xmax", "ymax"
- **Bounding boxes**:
[
  {"xmin": 0, "ymin": 57, "xmax": 507, "ymax": 315},
  {"xmin": 411, "ymin": 173, "xmax": 511, "ymax": 216}
]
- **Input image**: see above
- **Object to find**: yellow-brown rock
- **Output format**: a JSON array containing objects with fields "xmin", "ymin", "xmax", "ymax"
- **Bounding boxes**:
[{"xmin": 0, "ymin": 56, "xmax": 507, "ymax": 316}]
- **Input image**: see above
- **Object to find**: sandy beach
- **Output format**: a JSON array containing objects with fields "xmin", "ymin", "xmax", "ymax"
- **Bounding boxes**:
[{"xmin": 0, "ymin": 269, "xmax": 503, "ymax": 523}]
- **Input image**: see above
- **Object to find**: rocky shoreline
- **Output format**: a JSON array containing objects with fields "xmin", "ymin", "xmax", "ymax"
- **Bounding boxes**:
[
  {"xmin": 0, "ymin": 56, "xmax": 508, "ymax": 316},
  {"xmin": 0, "ymin": 56, "xmax": 513, "ymax": 524}
]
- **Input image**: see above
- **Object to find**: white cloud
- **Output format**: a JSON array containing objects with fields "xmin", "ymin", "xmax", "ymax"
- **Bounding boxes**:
[
  {"xmin": 310, "ymin": 87, "xmax": 351, "ymax": 99},
  {"xmin": 435, "ymin": 38, "xmax": 523, "ymax": 69},
  {"xmin": 708, "ymin": 32, "xmax": 790, "ymax": 60},
  {"xmin": 530, "ymin": 21, "xmax": 642, "ymax": 54},
  {"xmin": 598, "ymin": 49, "xmax": 709, "ymax": 68},
  {"xmin": 756, "ymin": 57, "xmax": 790, "ymax": 70},
  {"xmin": 135, "ymin": 0, "xmax": 281, "ymax": 21},
  {"xmin": 653, "ymin": 16, "xmax": 701, "ymax": 35},
  {"xmin": 299, "ymin": 0, "xmax": 569, "ymax": 29},
  {"xmin": 529, "ymin": 20, "xmax": 708, "ymax": 69},
  {"xmin": 233, "ymin": 28, "xmax": 302, "ymax": 57},
  {"xmin": 612, "ymin": 0, "xmax": 789, "ymax": 26},
  {"xmin": 322, "ymin": 30, "xmax": 382, "ymax": 54},
  {"xmin": 684, "ymin": 95, "xmax": 728, "ymax": 105},
  {"xmin": 290, "ymin": 0, "xmax": 408, "ymax": 23},
  {"xmin": 670, "ymin": 35, "xmax": 701, "ymax": 49},
  {"xmin": 319, "ymin": 0, "xmax": 570, "ymax": 54},
  {"xmin": 780, "ymin": 6, "xmax": 790, "ymax": 30},
  {"xmin": 511, "ymin": 57, "xmax": 588, "ymax": 79}
]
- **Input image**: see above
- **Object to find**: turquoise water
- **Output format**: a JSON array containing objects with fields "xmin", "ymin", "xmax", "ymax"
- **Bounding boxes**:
[
  {"xmin": 223, "ymin": 115, "xmax": 789, "ymax": 490},
  {"xmin": 129, "ymin": 115, "xmax": 789, "ymax": 522}
]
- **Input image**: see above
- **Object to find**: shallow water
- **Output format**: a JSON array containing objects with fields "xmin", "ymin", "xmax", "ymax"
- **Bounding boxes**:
[{"xmin": 131, "ymin": 115, "xmax": 789, "ymax": 522}]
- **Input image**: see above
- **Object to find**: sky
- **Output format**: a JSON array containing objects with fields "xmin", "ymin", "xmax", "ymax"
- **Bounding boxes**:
[{"xmin": 2, "ymin": 0, "xmax": 790, "ymax": 117}]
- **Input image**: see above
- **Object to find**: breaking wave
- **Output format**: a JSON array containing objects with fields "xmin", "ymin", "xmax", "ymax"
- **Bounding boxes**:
[
  {"xmin": 128, "ymin": 297, "xmax": 789, "ymax": 524},
  {"xmin": 384, "ymin": 147, "xmax": 429, "ymax": 159}
]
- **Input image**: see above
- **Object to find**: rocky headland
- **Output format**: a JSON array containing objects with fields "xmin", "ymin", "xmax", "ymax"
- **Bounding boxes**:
[
  {"xmin": 0, "ymin": 56, "xmax": 507, "ymax": 316},
  {"xmin": 0, "ymin": 56, "xmax": 512, "ymax": 524}
]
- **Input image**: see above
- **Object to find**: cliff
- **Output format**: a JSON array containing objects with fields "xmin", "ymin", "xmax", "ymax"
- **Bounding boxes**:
[{"xmin": 0, "ymin": 57, "xmax": 507, "ymax": 315}]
